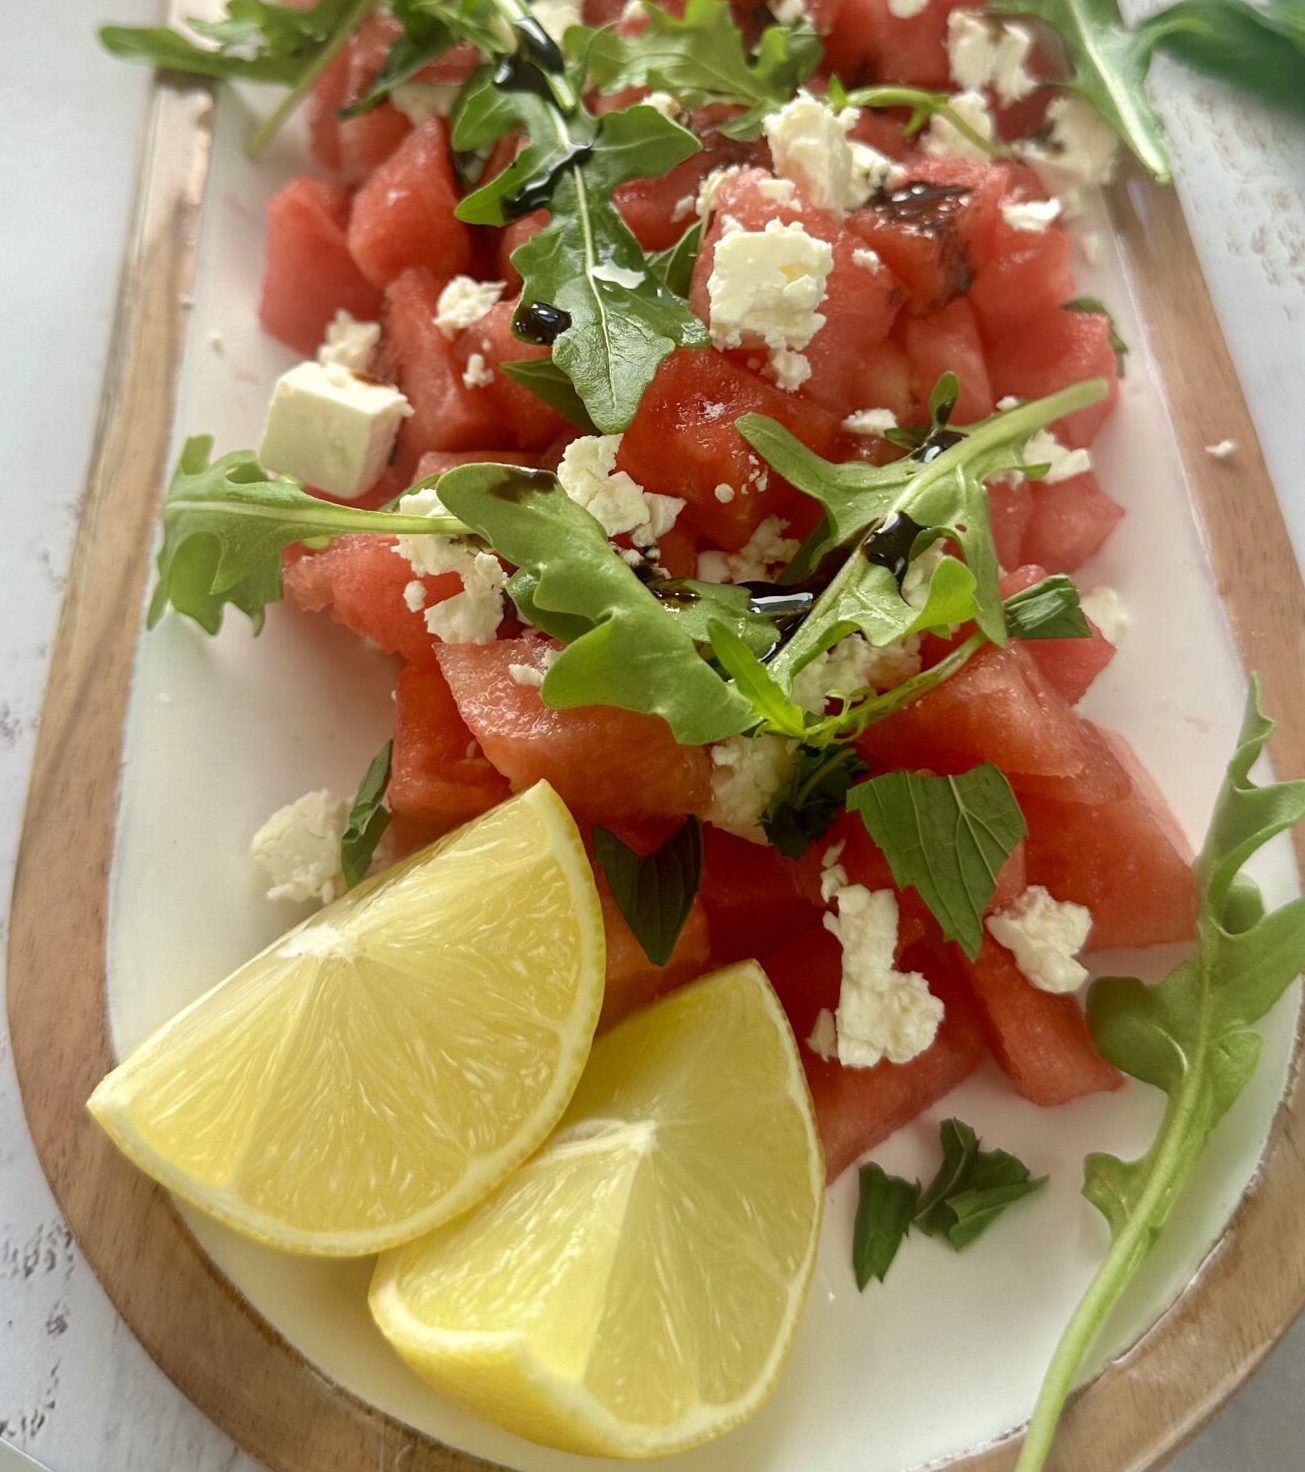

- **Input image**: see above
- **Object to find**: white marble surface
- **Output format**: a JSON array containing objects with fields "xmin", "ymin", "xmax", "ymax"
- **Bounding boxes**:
[{"xmin": 2, "ymin": 8, "xmax": 1304, "ymax": 1472}]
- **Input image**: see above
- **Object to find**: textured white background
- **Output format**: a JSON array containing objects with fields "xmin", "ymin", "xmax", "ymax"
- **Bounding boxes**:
[{"xmin": 2, "ymin": 6, "xmax": 1304, "ymax": 1470}]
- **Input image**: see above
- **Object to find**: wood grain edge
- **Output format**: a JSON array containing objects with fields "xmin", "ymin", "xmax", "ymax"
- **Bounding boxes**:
[{"xmin": 7, "ymin": 82, "xmax": 1305, "ymax": 1472}]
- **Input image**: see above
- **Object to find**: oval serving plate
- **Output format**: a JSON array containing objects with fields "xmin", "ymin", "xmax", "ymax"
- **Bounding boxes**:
[{"xmin": 10, "ymin": 15, "xmax": 1305, "ymax": 1472}]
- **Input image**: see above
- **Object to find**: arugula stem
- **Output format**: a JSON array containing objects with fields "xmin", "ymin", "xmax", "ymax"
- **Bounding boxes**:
[
  {"xmin": 812, "ymin": 631, "xmax": 987, "ymax": 745},
  {"xmin": 165, "ymin": 497, "xmax": 470, "ymax": 540},
  {"xmin": 246, "ymin": 0, "xmax": 378, "ymax": 158},
  {"xmin": 844, "ymin": 84, "xmax": 1006, "ymax": 154}
]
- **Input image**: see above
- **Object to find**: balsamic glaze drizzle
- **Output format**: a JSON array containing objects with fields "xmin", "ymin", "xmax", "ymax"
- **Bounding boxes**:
[
  {"xmin": 514, "ymin": 300, "xmax": 572, "ymax": 344},
  {"xmin": 860, "ymin": 512, "xmax": 927, "ymax": 590}
]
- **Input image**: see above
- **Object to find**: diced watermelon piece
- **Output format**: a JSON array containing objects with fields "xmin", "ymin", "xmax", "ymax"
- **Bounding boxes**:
[
  {"xmin": 844, "ymin": 107, "xmax": 913, "ymax": 160},
  {"xmin": 1021, "ymin": 730, "xmax": 1198, "ymax": 948},
  {"xmin": 599, "ymin": 884, "xmax": 710, "ymax": 1030},
  {"xmin": 616, "ymin": 131, "xmax": 761, "ymax": 252},
  {"xmin": 988, "ymin": 478, "xmax": 1033, "ymax": 569},
  {"xmin": 968, "ymin": 212, "xmax": 1075, "ymax": 342},
  {"xmin": 822, "ymin": 0, "xmax": 969, "ymax": 89},
  {"xmin": 259, "ymin": 176, "xmax": 382, "ymax": 356},
  {"xmin": 617, "ymin": 349, "xmax": 841, "ymax": 551},
  {"xmin": 307, "ymin": 13, "xmax": 413, "ymax": 183},
  {"xmin": 456, "ymin": 300, "xmax": 570, "ymax": 451},
  {"xmin": 1001, "ymin": 564, "xmax": 1116, "ymax": 703},
  {"xmin": 902, "ymin": 296, "xmax": 994, "ymax": 421},
  {"xmin": 498, "ymin": 212, "xmax": 547, "ymax": 290},
  {"xmin": 958, "ymin": 938, "xmax": 1122, "ymax": 1105},
  {"xmin": 764, "ymin": 924, "xmax": 986, "ymax": 1180},
  {"xmin": 307, "ymin": 45, "xmax": 350, "ymax": 174},
  {"xmin": 414, "ymin": 448, "xmax": 548, "ymax": 480},
  {"xmin": 851, "ymin": 339, "xmax": 916, "ymax": 421},
  {"xmin": 347, "ymin": 116, "xmax": 472, "ymax": 289},
  {"xmin": 988, "ymin": 307, "xmax": 1120, "ymax": 447},
  {"xmin": 390, "ymin": 664, "xmax": 511, "ymax": 844},
  {"xmin": 1021, "ymin": 472, "xmax": 1125, "ymax": 573},
  {"xmin": 700, "ymin": 826, "xmax": 819, "ymax": 964},
  {"xmin": 382, "ymin": 269, "xmax": 513, "ymax": 474},
  {"xmin": 656, "ymin": 520, "xmax": 700, "ymax": 579},
  {"xmin": 282, "ymin": 535, "xmax": 455, "ymax": 667},
  {"xmin": 437, "ymin": 638, "xmax": 712, "ymax": 823}
]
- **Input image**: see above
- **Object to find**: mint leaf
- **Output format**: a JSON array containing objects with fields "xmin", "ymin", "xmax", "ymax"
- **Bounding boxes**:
[
  {"xmin": 437, "ymin": 463, "xmax": 752, "ymax": 744},
  {"xmin": 593, "ymin": 818, "xmax": 704, "ymax": 966},
  {"xmin": 853, "ymin": 1165, "xmax": 920, "ymax": 1290},
  {"xmin": 1003, "ymin": 574, "xmax": 1092, "ymax": 641},
  {"xmin": 1063, "ymin": 297, "xmax": 1130, "ymax": 377},
  {"xmin": 341, "ymin": 741, "xmax": 393, "ymax": 889},
  {"xmin": 1017, "ymin": 679, "xmax": 1305, "ymax": 1472},
  {"xmin": 763, "ymin": 745, "xmax": 869, "ymax": 859},
  {"xmin": 499, "ymin": 359, "xmax": 599, "ymax": 433},
  {"xmin": 912, "ymin": 1117, "xmax": 980, "ymax": 1234},
  {"xmin": 847, "ymin": 766, "xmax": 1028, "ymax": 959}
]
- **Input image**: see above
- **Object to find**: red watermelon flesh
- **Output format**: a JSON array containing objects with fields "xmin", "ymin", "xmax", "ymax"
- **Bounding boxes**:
[
  {"xmin": 347, "ymin": 116, "xmax": 472, "ymax": 289},
  {"xmin": 1000, "ymin": 564, "xmax": 1116, "ymax": 703},
  {"xmin": 414, "ymin": 448, "xmax": 548, "ymax": 480},
  {"xmin": 700, "ymin": 825, "xmax": 819, "ymax": 964},
  {"xmin": 616, "ymin": 131, "xmax": 763, "ymax": 252},
  {"xmin": 988, "ymin": 307, "xmax": 1120, "ymax": 447},
  {"xmin": 968, "ymin": 211, "xmax": 1075, "ymax": 342},
  {"xmin": 822, "ymin": 0, "xmax": 969, "ymax": 89},
  {"xmin": 456, "ymin": 300, "xmax": 570, "ymax": 450},
  {"xmin": 902, "ymin": 296, "xmax": 994, "ymax": 421},
  {"xmin": 988, "ymin": 478, "xmax": 1033, "ymax": 568},
  {"xmin": 307, "ymin": 13, "xmax": 413, "ymax": 184},
  {"xmin": 390, "ymin": 664, "xmax": 511, "ymax": 835},
  {"xmin": 958, "ymin": 938, "xmax": 1122, "ymax": 1106},
  {"xmin": 599, "ymin": 885, "xmax": 711, "ymax": 1030},
  {"xmin": 1020, "ymin": 729, "xmax": 1198, "ymax": 948},
  {"xmin": 437, "ymin": 638, "xmax": 713, "ymax": 823},
  {"xmin": 764, "ymin": 924, "xmax": 986, "ymax": 1181},
  {"xmin": 1021, "ymin": 472, "xmax": 1126, "ymax": 573},
  {"xmin": 259, "ymin": 176, "xmax": 382, "ymax": 356}
]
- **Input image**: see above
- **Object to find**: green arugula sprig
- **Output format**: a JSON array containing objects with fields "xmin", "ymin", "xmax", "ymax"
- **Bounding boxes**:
[
  {"xmin": 577, "ymin": 0, "xmax": 821, "ymax": 139},
  {"xmin": 1016, "ymin": 680, "xmax": 1305, "ymax": 1472},
  {"xmin": 337, "ymin": 0, "xmax": 504, "ymax": 118},
  {"xmin": 830, "ymin": 78, "xmax": 1005, "ymax": 157},
  {"xmin": 593, "ymin": 819, "xmax": 704, "ymax": 965},
  {"xmin": 340, "ymin": 741, "xmax": 393, "ymax": 889}
]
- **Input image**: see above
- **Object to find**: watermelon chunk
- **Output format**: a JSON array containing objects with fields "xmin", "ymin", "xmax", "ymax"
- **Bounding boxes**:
[
  {"xmin": 902, "ymin": 296, "xmax": 994, "ymax": 421},
  {"xmin": 307, "ymin": 13, "xmax": 413, "ymax": 183},
  {"xmin": 347, "ymin": 116, "xmax": 472, "ymax": 289},
  {"xmin": 988, "ymin": 478, "xmax": 1033, "ymax": 568},
  {"xmin": 1001, "ymin": 564, "xmax": 1115, "ymax": 703},
  {"xmin": 700, "ymin": 825, "xmax": 819, "ymax": 964},
  {"xmin": 988, "ymin": 307, "xmax": 1120, "ymax": 447},
  {"xmin": 958, "ymin": 938, "xmax": 1123, "ymax": 1105},
  {"xmin": 1021, "ymin": 472, "xmax": 1125, "ymax": 573},
  {"xmin": 259, "ymin": 176, "xmax": 382, "ymax": 356},
  {"xmin": 968, "ymin": 209, "xmax": 1075, "ymax": 342},
  {"xmin": 455, "ymin": 300, "xmax": 570, "ymax": 451},
  {"xmin": 599, "ymin": 883, "xmax": 710, "ymax": 1030},
  {"xmin": 437, "ymin": 638, "xmax": 712, "ymax": 823},
  {"xmin": 764, "ymin": 924, "xmax": 986, "ymax": 1181},
  {"xmin": 822, "ymin": 0, "xmax": 969, "ymax": 89}
]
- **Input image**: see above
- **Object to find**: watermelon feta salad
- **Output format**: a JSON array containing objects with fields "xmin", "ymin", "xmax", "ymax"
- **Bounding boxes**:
[{"xmin": 99, "ymin": 0, "xmax": 1305, "ymax": 1464}]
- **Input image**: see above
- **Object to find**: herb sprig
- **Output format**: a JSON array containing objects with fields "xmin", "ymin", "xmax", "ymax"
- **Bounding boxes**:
[{"xmin": 593, "ymin": 819, "xmax": 704, "ymax": 965}]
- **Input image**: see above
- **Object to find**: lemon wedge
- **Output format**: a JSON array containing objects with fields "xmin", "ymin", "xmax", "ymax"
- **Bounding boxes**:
[
  {"xmin": 88, "ymin": 783, "xmax": 605, "ymax": 1256},
  {"xmin": 370, "ymin": 961, "xmax": 824, "ymax": 1458}
]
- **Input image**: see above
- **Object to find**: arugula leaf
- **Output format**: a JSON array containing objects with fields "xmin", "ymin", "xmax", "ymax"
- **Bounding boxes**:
[
  {"xmin": 593, "ymin": 819, "xmax": 704, "ymax": 965},
  {"xmin": 654, "ymin": 584, "xmax": 778, "ymax": 657},
  {"xmin": 1003, "ymin": 574, "xmax": 1092, "ymax": 641},
  {"xmin": 853, "ymin": 1165, "xmax": 920, "ymax": 1290},
  {"xmin": 1141, "ymin": 0, "xmax": 1305, "ymax": 110},
  {"xmin": 1063, "ymin": 297, "xmax": 1129, "ymax": 378},
  {"xmin": 764, "ymin": 745, "xmax": 870, "ymax": 859},
  {"xmin": 437, "ymin": 463, "xmax": 752, "ymax": 744},
  {"xmin": 847, "ymin": 766, "xmax": 1028, "ymax": 959},
  {"xmin": 579, "ymin": 0, "xmax": 821, "ymax": 139},
  {"xmin": 499, "ymin": 359, "xmax": 599, "ymax": 433},
  {"xmin": 147, "ymin": 437, "xmax": 467, "ymax": 634},
  {"xmin": 707, "ymin": 621, "xmax": 809, "ymax": 739},
  {"xmin": 646, "ymin": 219, "xmax": 704, "ymax": 299},
  {"xmin": 454, "ymin": 79, "xmax": 709, "ymax": 431},
  {"xmin": 337, "ymin": 0, "xmax": 459, "ymax": 117},
  {"xmin": 340, "ymin": 741, "xmax": 393, "ymax": 889},
  {"xmin": 1016, "ymin": 680, "xmax": 1305, "ymax": 1472}
]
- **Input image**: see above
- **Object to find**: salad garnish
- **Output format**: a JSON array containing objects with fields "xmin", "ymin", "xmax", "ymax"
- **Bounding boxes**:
[
  {"xmin": 593, "ymin": 818, "xmax": 705, "ymax": 965},
  {"xmin": 340, "ymin": 739, "xmax": 394, "ymax": 888}
]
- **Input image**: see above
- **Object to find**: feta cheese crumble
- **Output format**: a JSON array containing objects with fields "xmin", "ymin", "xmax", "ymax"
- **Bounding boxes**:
[
  {"xmin": 947, "ymin": 11, "xmax": 1037, "ymax": 105},
  {"xmin": 508, "ymin": 648, "xmax": 558, "ymax": 687},
  {"xmin": 394, "ymin": 487, "xmax": 506, "ymax": 645},
  {"xmin": 1020, "ymin": 96, "xmax": 1119, "ymax": 210},
  {"xmin": 1001, "ymin": 196, "xmax": 1062, "ymax": 233},
  {"xmin": 530, "ymin": 0, "xmax": 583, "ymax": 44},
  {"xmin": 402, "ymin": 578, "xmax": 427, "ymax": 613},
  {"xmin": 258, "ymin": 360, "xmax": 412, "ymax": 501},
  {"xmin": 1017, "ymin": 428, "xmax": 1092, "ymax": 484},
  {"xmin": 707, "ymin": 217, "xmax": 833, "ymax": 355},
  {"xmin": 986, "ymin": 885, "xmax": 1093, "ymax": 993},
  {"xmin": 764, "ymin": 93, "xmax": 855, "ymax": 214},
  {"xmin": 790, "ymin": 634, "xmax": 922, "ymax": 712},
  {"xmin": 848, "ymin": 140, "xmax": 908, "ymax": 203},
  {"xmin": 852, "ymin": 246, "xmax": 883, "ymax": 273},
  {"xmin": 824, "ymin": 885, "xmax": 944, "ymax": 1067},
  {"xmin": 706, "ymin": 734, "xmax": 798, "ymax": 842},
  {"xmin": 556, "ymin": 434, "xmax": 684, "ymax": 548},
  {"xmin": 887, "ymin": 0, "xmax": 928, "ymax": 16},
  {"xmin": 434, "ymin": 276, "xmax": 506, "ymax": 338},
  {"xmin": 1080, "ymin": 585, "xmax": 1129, "ymax": 644},
  {"xmin": 390, "ymin": 81, "xmax": 462, "ymax": 125},
  {"xmin": 807, "ymin": 1007, "xmax": 838, "ymax": 1061},
  {"xmin": 251, "ymin": 790, "xmax": 349, "ymax": 905},
  {"xmin": 1205, "ymin": 438, "xmax": 1237, "ymax": 459},
  {"xmin": 770, "ymin": 0, "xmax": 810, "ymax": 23},
  {"xmin": 901, "ymin": 541, "xmax": 948, "ymax": 609},
  {"xmin": 317, "ymin": 309, "xmax": 381, "ymax": 372},
  {"xmin": 696, "ymin": 516, "xmax": 799, "ymax": 583},
  {"xmin": 461, "ymin": 352, "xmax": 496, "ymax": 390},
  {"xmin": 843, "ymin": 407, "xmax": 899, "ymax": 437},
  {"xmin": 714, "ymin": 482, "xmax": 737, "ymax": 503},
  {"xmin": 924, "ymin": 90, "xmax": 997, "ymax": 164}
]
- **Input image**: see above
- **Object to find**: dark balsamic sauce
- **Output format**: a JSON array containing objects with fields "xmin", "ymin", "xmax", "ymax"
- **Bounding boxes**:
[
  {"xmin": 514, "ymin": 300, "xmax": 572, "ymax": 345},
  {"xmin": 512, "ymin": 16, "xmax": 566, "ymax": 74},
  {"xmin": 911, "ymin": 428, "xmax": 966, "ymax": 464},
  {"xmin": 860, "ymin": 512, "xmax": 926, "ymax": 590},
  {"xmin": 873, "ymin": 181, "xmax": 970, "ymax": 232},
  {"xmin": 485, "ymin": 465, "xmax": 557, "ymax": 501}
]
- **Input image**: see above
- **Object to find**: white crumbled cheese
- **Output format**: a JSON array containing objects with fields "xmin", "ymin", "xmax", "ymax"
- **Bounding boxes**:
[
  {"xmin": 757, "ymin": 176, "xmax": 798, "ymax": 204},
  {"xmin": 901, "ymin": 541, "xmax": 947, "ymax": 609},
  {"xmin": 820, "ymin": 843, "xmax": 848, "ymax": 902},
  {"xmin": 807, "ymin": 1007, "xmax": 839, "ymax": 1061},
  {"xmin": 391, "ymin": 81, "xmax": 462, "ymax": 124},
  {"xmin": 394, "ymin": 487, "xmax": 506, "ymax": 645},
  {"xmin": 843, "ymin": 407, "xmax": 898, "ymax": 437},
  {"xmin": 764, "ymin": 92, "xmax": 855, "ymax": 214},
  {"xmin": 986, "ymin": 885, "xmax": 1093, "ymax": 994},
  {"xmin": 1020, "ymin": 96, "xmax": 1119, "ymax": 210},
  {"xmin": 592, "ymin": 259, "xmax": 647, "ymax": 288},
  {"xmin": 394, "ymin": 484, "xmax": 455, "ymax": 575},
  {"xmin": 707, "ymin": 219, "xmax": 833, "ymax": 359},
  {"xmin": 696, "ymin": 516, "xmax": 799, "ymax": 583},
  {"xmin": 402, "ymin": 578, "xmax": 427, "ymax": 613},
  {"xmin": 258, "ymin": 360, "xmax": 411, "ymax": 500},
  {"xmin": 824, "ymin": 886, "xmax": 944, "ymax": 1067},
  {"xmin": 1080, "ymin": 585, "xmax": 1129, "ymax": 644},
  {"xmin": 791, "ymin": 634, "xmax": 922, "ymax": 712},
  {"xmin": 887, "ymin": 0, "xmax": 928, "ymax": 15},
  {"xmin": 621, "ymin": 0, "xmax": 644, "ymax": 20},
  {"xmin": 461, "ymin": 352, "xmax": 496, "ymax": 390},
  {"xmin": 1019, "ymin": 428, "xmax": 1092, "ymax": 483},
  {"xmin": 852, "ymin": 246, "xmax": 883, "ymax": 273},
  {"xmin": 769, "ymin": 346, "xmax": 812, "ymax": 392},
  {"xmin": 848, "ymin": 139, "xmax": 908, "ymax": 205},
  {"xmin": 706, "ymin": 734, "xmax": 798, "ymax": 842},
  {"xmin": 696, "ymin": 163, "xmax": 745, "ymax": 220},
  {"xmin": 947, "ymin": 11, "xmax": 1037, "ymax": 105},
  {"xmin": 747, "ymin": 458, "xmax": 770, "ymax": 493},
  {"xmin": 556, "ymin": 434, "xmax": 684, "ymax": 548},
  {"xmin": 924, "ymin": 90, "xmax": 997, "ymax": 164},
  {"xmin": 1001, "ymin": 196, "xmax": 1062, "ymax": 233},
  {"xmin": 317, "ymin": 309, "xmax": 381, "ymax": 372},
  {"xmin": 1205, "ymin": 438, "xmax": 1237, "ymax": 459},
  {"xmin": 641, "ymin": 90, "xmax": 682, "ymax": 120},
  {"xmin": 770, "ymin": 0, "xmax": 809, "ymax": 23},
  {"xmin": 508, "ymin": 648, "xmax": 557, "ymax": 687},
  {"xmin": 714, "ymin": 482, "xmax": 737, "ymax": 504},
  {"xmin": 251, "ymin": 790, "xmax": 349, "ymax": 906},
  {"xmin": 671, "ymin": 192, "xmax": 697, "ymax": 223},
  {"xmin": 434, "ymin": 276, "xmax": 506, "ymax": 338},
  {"xmin": 996, "ymin": 395, "xmax": 1022, "ymax": 411},
  {"xmin": 530, "ymin": 0, "xmax": 583, "ymax": 44}
]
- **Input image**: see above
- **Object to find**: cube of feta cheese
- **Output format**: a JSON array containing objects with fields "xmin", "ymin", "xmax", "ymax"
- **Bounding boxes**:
[
  {"xmin": 259, "ymin": 360, "xmax": 411, "ymax": 500},
  {"xmin": 764, "ymin": 93, "xmax": 855, "ymax": 214},
  {"xmin": 250, "ymin": 789, "xmax": 349, "ymax": 905},
  {"xmin": 317, "ymin": 309, "xmax": 381, "ymax": 372},
  {"xmin": 986, "ymin": 885, "xmax": 1093, "ymax": 993},
  {"xmin": 707, "ymin": 218, "xmax": 833, "ymax": 356},
  {"xmin": 434, "ymin": 275, "xmax": 506, "ymax": 338},
  {"xmin": 705, "ymin": 734, "xmax": 798, "ymax": 842}
]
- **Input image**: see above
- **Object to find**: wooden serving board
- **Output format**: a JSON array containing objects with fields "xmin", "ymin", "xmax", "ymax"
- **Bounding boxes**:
[{"xmin": 9, "ymin": 34, "xmax": 1305, "ymax": 1472}]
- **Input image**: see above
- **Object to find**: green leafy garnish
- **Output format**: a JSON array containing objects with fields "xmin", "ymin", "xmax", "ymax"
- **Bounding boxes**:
[
  {"xmin": 847, "ymin": 766, "xmax": 1028, "ymax": 959},
  {"xmin": 833, "ymin": 79, "xmax": 1005, "ymax": 156},
  {"xmin": 1142, "ymin": 0, "xmax": 1305, "ymax": 110},
  {"xmin": 578, "ymin": 0, "xmax": 821, "ymax": 139},
  {"xmin": 454, "ymin": 78, "xmax": 709, "ymax": 431},
  {"xmin": 853, "ymin": 1120, "xmax": 1046, "ymax": 1289},
  {"xmin": 498, "ymin": 359, "xmax": 599, "ymax": 433},
  {"xmin": 147, "ymin": 437, "xmax": 467, "ymax": 634},
  {"xmin": 1017, "ymin": 680, "xmax": 1305, "ymax": 1472},
  {"xmin": 1063, "ymin": 297, "xmax": 1130, "ymax": 378},
  {"xmin": 1003, "ymin": 573, "xmax": 1092, "ymax": 641},
  {"xmin": 763, "ymin": 745, "xmax": 870, "ymax": 859},
  {"xmin": 340, "ymin": 741, "xmax": 393, "ymax": 889},
  {"xmin": 437, "ymin": 463, "xmax": 752, "ymax": 744},
  {"xmin": 592, "ymin": 818, "xmax": 704, "ymax": 965}
]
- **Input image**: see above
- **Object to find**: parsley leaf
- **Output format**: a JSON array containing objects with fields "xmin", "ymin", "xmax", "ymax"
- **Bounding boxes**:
[
  {"xmin": 764, "ymin": 745, "xmax": 870, "ymax": 859},
  {"xmin": 1063, "ymin": 297, "xmax": 1130, "ymax": 378},
  {"xmin": 147, "ymin": 437, "xmax": 468, "ymax": 634},
  {"xmin": 1003, "ymin": 573, "xmax": 1092, "ymax": 641},
  {"xmin": 579, "ymin": 0, "xmax": 821, "ymax": 139},
  {"xmin": 847, "ymin": 766, "xmax": 1028, "ymax": 959},
  {"xmin": 436, "ymin": 462, "xmax": 753, "ymax": 744},
  {"xmin": 593, "ymin": 819, "xmax": 704, "ymax": 965},
  {"xmin": 1017, "ymin": 679, "xmax": 1305, "ymax": 1472},
  {"xmin": 853, "ymin": 1165, "xmax": 920, "ymax": 1289},
  {"xmin": 340, "ymin": 741, "xmax": 393, "ymax": 889}
]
